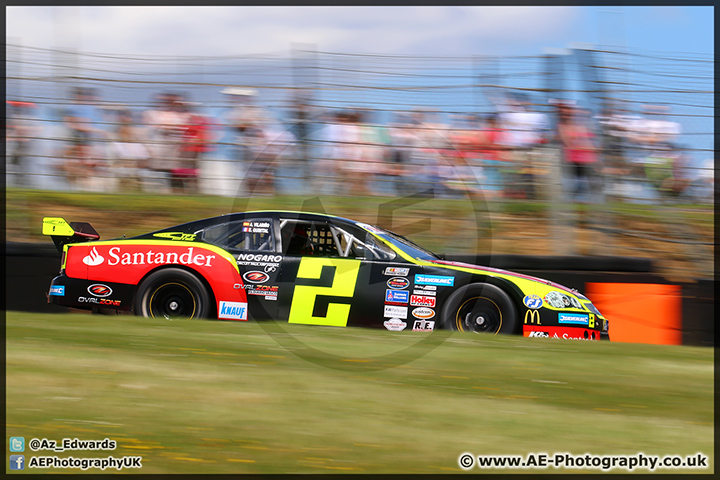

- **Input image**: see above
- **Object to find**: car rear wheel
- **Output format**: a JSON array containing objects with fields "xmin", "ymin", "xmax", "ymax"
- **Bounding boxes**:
[
  {"xmin": 442, "ymin": 283, "xmax": 518, "ymax": 334},
  {"xmin": 135, "ymin": 268, "xmax": 210, "ymax": 320}
]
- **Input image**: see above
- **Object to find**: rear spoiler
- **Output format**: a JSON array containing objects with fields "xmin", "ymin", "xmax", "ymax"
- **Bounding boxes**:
[{"xmin": 42, "ymin": 217, "xmax": 100, "ymax": 253}]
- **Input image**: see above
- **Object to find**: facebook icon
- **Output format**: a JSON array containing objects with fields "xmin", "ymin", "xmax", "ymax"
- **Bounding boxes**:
[{"xmin": 10, "ymin": 455, "xmax": 25, "ymax": 470}]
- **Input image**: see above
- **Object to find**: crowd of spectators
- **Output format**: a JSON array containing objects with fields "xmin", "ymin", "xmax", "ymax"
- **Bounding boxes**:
[{"xmin": 5, "ymin": 86, "xmax": 713, "ymax": 204}]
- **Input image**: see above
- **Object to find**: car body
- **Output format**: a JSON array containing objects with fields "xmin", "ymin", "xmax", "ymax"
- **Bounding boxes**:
[{"xmin": 43, "ymin": 211, "xmax": 609, "ymax": 340}]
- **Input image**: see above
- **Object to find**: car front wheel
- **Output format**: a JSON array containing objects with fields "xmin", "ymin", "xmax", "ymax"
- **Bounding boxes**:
[
  {"xmin": 442, "ymin": 283, "xmax": 518, "ymax": 335},
  {"xmin": 134, "ymin": 268, "xmax": 211, "ymax": 320}
]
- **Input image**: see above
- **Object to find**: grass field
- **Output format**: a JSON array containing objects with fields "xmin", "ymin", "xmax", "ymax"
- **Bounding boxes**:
[{"xmin": 6, "ymin": 312, "xmax": 714, "ymax": 474}]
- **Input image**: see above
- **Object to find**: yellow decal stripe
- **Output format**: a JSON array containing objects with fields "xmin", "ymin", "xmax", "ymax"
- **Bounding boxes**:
[{"xmin": 288, "ymin": 258, "xmax": 361, "ymax": 327}]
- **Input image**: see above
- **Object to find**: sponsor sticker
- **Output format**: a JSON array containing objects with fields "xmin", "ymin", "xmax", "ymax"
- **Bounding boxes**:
[
  {"xmin": 558, "ymin": 313, "xmax": 590, "ymax": 325},
  {"xmin": 412, "ymin": 307, "xmax": 435, "ymax": 319},
  {"xmin": 153, "ymin": 232, "xmax": 197, "ymax": 241},
  {"xmin": 383, "ymin": 267, "xmax": 409, "ymax": 277},
  {"xmin": 236, "ymin": 253, "xmax": 282, "ymax": 269},
  {"xmin": 413, "ymin": 284, "xmax": 437, "ymax": 291},
  {"xmin": 78, "ymin": 297, "xmax": 121, "ymax": 306},
  {"xmin": 526, "ymin": 331, "xmax": 549, "ymax": 338},
  {"xmin": 383, "ymin": 318, "xmax": 407, "ymax": 331},
  {"xmin": 357, "ymin": 222, "xmax": 384, "ymax": 234},
  {"xmin": 385, "ymin": 289, "xmax": 409, "ymax": 304},
  {"xmin": 242, "ymin": 221, "xmax": 270, "ymax": 234},
  {"xmin": 412, "ymin": 289, "xmax": 436, "ymax": 297},
  {"xmin": 218, "ymin": 301, "xmax": 248, "ymax": 320},
  {"xmin": 88, "ymin": 284, "xmax": 112, "ymax": 297},
  {"xmin": 49, "ymin": 285, "xmax": 65, "ymax": 296},
  {"xmin": 414, "ymin": 274, "xmax": 454, "ymax": 286},
  {"xmin": 84, "ymin": 246, "xmax": 217, "ymax": 268},
  {"xmin": 82, "ymin": 247, "xmax": 105, "ymax": 266},
  {"xmin": 386, "ymin": 277, "xmax": 410, "ymax": 290},
  {"xmin": 248, "ymin": 285, "xmax": 279, "ymax": 297},
  {"xmin": 410, "ymin": 295, "xmax": 436, "ymax": 307},
  {"xmin": 412, "ymin": 320, "xmax": 435, "ymax": 332},
  {"xmin": 523, "ymin": 294, "xmax": 543, "ymax": 309},
  {"xmin": 524, "ymin": 309, "xmax": 541, "ymax": 324},
  {"xmin": 384, "ymin": 305, "xmax": 408, "ymax": 319},
  {"xmin": 243, "ymin": 271, "xmax": 270, "ymax": 283}
]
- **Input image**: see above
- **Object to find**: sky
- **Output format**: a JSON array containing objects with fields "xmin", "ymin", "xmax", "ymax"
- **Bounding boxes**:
[
  {"xmin": 5, "ymin": 6, "xmax": 714, "ymax": 58},
  {"xmin": 5, "ymin": 6, "xmax": 714, "ymax": 162}
]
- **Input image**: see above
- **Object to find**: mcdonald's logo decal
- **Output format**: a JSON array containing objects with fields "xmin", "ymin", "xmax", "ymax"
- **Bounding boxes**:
[{"xmin": 524, "ymin": 309, "xmax": 541, "ymax": 324}]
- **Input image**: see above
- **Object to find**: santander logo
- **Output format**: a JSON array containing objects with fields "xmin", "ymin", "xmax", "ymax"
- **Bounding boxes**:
[{"xmin": 83, "ymin": 247, "xmax": 105, "ymax": 266}]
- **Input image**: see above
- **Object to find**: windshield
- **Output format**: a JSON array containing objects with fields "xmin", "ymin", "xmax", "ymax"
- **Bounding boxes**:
[{"xmin": 360, "ymin": 224, "xmax": 440, "ymax": 261}]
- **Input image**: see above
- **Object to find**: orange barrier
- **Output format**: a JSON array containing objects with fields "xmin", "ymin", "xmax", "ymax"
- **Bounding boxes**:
[{"xmin": 585, "ymin": 283, "xmax": 682, "ymax": 345}]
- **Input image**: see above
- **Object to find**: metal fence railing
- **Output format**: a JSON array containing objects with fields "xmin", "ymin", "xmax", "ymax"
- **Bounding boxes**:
[{"xmin": 6, "ymin": 44, "xmax": 714, "ymax": 280}]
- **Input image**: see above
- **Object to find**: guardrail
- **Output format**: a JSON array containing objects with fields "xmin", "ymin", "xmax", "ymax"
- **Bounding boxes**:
[{"xmin": 6, "ymin": 243, "xmax": 712, "ymax": 346}]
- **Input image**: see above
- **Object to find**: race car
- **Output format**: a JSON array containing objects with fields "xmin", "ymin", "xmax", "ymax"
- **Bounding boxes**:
[{"xmin": 43, "ymin": 211, "xmax": 608, "ymax": 340}]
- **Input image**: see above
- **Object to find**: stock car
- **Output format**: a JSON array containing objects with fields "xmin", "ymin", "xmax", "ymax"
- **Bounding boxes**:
[{"xmin": 43, "ymin": 211, "xmax": 608, "ymax": 340}]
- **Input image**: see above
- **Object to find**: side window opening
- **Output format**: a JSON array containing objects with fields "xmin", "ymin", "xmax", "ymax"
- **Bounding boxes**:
[
  {"xmin": 280, "ymin": 220, "xmax": 340, "ymax": 257},
  {"xmin": 202, "ymin": 219, "xmax": 274, "ymax": 251}
]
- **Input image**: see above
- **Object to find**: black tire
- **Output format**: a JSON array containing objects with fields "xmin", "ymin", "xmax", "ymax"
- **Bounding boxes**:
[
  {"xmin": 442, "ymin": 283, "xmax": 518, "ymax": 335},
  {"xmin": 134, "ymin": 268, "xmax": 211, "ymax": 320}
]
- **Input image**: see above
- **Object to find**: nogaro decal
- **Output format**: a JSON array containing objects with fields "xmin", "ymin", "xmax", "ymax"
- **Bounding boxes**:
[
  {"xmin": 414, "ymin": 274, "xmax": 454, "ymax": 286},
  {"xmin": 243, "ymin": 271, "xmax": 270, "ymax": 284},
  {"xmin": 88, "ymin": 284, "xmax": 112, "ymax": 297}
]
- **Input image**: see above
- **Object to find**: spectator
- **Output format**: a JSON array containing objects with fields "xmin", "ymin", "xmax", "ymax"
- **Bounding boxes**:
[
  {"xmin": 411, "ymin": 109, "xmax": 449, "ymax": 198},
  {"xmin": 477, "ymin": 113, "xmax": 509, "ymax": 199},
  {"xmin": 595, "ymin": 103, "xmax": 634, "ymax": 199},
  {"xmin": 6, "ymin": 101, "xmax": 41, "ymax": 187},
  {"xmin": 109, "ymin": 108, "xmax": 150, "ymax": 192},
  {"xmin": 262, "ymin": 117, "xmax": 298, "ymax": 195},
  {"xmin": 357, "ymin": 109, "xmax": 391, "ymax": 196},
  {"xmin": 176, "ymin": 101, "xmax": 217, "ymax": 194},
  {"xmin": 444, "ymin": 113, "xmax": 481, "ymax": 198},
  {"xmin": 142, "ymin": 92, "xmax": 187, "ymax": 193},
  {"xmin": 627, "ymin": 105, "xmax": 682, "ymax": 197},
  {"xmin": 558, "ymin": 105, "xmax": 599, "ymax": 202},
  {"xmin": 314, "ymin": 110, "xmax": 345, "ymax": 196},
  {"xmin": 386, "ymin": 112, "xmax": 419, "ymax": 197},
  {"xmin": 59, "ymin": 87, "xmax": 109, "ymax": 191},
  {"xmin": 222, "ymin": 87, "xmax": 268, "ymax": 190},
  {"xmin": 337, "ymin": 111, "xmax": 366, "ymax": 197},
  {"xmin": 498, "ymin": 93, "xmax": 549, "ymax": 199}
]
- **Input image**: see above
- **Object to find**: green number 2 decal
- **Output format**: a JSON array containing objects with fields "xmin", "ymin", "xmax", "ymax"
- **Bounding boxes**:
[{"xmin": 288, "ymin": 258, "xmax": 361, "ymax": 327}]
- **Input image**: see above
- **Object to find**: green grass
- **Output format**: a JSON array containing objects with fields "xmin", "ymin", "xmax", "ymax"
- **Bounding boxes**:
[{"xmin": 6, "ymin": 312, "xmax": 714, "ymax": 474}]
